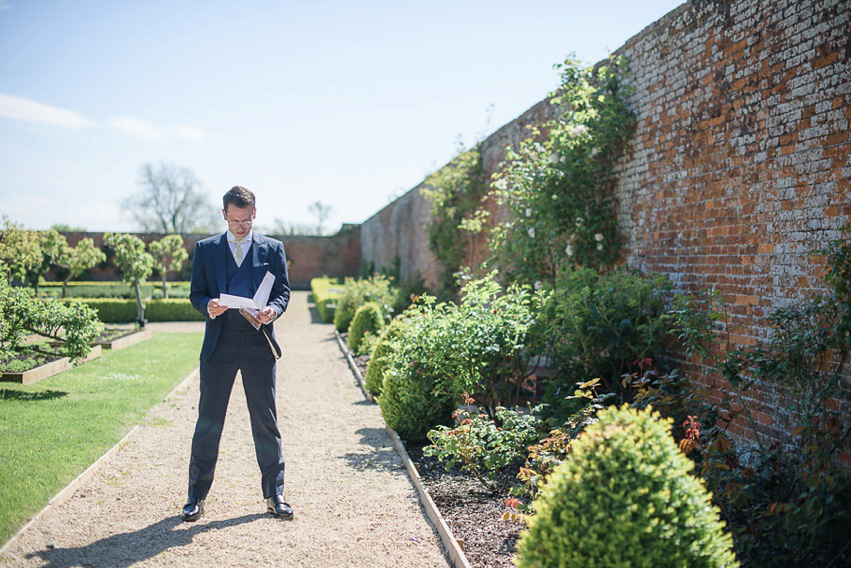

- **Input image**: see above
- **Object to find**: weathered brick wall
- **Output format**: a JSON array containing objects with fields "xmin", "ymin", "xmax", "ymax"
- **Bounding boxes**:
[
  {"xmin": 51, "ymin": 229, "xmax": 361, "ymax": 290},
  {"xmin": 361, "ymin": 0, "xmax": 850, "ymax": 453},
  {"xmin": 610, "ymin": 0, "xmax": 850, "ymax": 450}
]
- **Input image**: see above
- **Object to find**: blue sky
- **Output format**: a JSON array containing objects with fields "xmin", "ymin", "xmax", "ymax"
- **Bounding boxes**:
[{"xmin": 0, "ymin": 0, "xmax": 684, "ymax": 233}]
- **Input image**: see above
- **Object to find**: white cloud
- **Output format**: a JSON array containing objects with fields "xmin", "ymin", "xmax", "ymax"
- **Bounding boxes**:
[
  {"xmin": 108, "ymin": 116, "xmax": 165, "ymax": 141},
  {"xmin": 0, "ymin": 2, "xmax": 12, "ymax": 10},
  {"xmin": 172, "ymin": 125, "xmax": 205, "ymax": 141},
  {"xmin": 0, "ymin": 92, "xmax": 204, "ymax": 142},
  {"xmin": 0, "ymin": 92, "xmax": 95, "ymax": 129},
  {"xmin": 109, "ymin": 117, "xmax": 205, "ymax": 141}
]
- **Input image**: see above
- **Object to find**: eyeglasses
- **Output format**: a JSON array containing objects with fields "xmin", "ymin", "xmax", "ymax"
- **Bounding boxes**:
[{"xmin": 227, "ymin": 219, "xmax": 253, "ymax": 229}]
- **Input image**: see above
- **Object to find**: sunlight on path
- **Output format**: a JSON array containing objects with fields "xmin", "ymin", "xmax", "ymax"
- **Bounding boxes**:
[{"xmin": 1, "ymin": 291, "xmax": 450, "ymax": 567}]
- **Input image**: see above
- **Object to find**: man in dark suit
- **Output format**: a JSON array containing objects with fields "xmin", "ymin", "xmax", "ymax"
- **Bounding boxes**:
[{"xmin": 181, "ymin": 186, "xmax": 293, "ymax": 521}]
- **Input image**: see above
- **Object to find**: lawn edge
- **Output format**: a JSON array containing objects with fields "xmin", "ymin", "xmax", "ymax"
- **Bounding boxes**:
[{"xmin": 0, "ymin": 366, "xmax": 200, "ymax": 556}]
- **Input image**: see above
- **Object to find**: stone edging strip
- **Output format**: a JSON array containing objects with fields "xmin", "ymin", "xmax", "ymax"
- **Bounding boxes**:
[
  {"xmin": 0, "ymin": 366, "xmax": 201, "ymax": 557},
  {"xmin": 333, "ymin": 329, "xmax": 472, "ymax": 568},
  {"xmin": 334, "ymin": 330, "xmax": 374, "ymax": 403}
]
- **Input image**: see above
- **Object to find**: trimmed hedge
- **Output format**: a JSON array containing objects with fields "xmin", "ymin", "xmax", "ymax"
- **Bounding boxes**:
[
  {"xmin": 348, "ymin": 302, "xmax": 384, "ymax": 355},
  {"xmin": 39, "ymin": 281, "xmax": 191, "ymax": 299},
  {"xmin": 515, "ymin": 404, "xmax": 738, "ymax": 568},
  {"xmin": 60, "ymin": 298, "xmax": 203, "ymax": 323},
  {"xmin": 310, "ymin": 277, "xmax": 345, "ymax": 323}
]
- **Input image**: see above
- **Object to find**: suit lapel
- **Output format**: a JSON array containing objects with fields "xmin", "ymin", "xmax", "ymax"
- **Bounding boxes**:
[
  {"xmin": 250, "ymin": 234, "xmax": 265, "ymax": 290},
  {"xmin": 215, "ymin": 233, "xmax": 227, "ymax": 295}
]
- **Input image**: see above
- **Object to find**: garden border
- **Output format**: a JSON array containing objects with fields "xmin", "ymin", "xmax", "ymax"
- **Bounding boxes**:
[
  {"xmin": 334, "ymin": 330, "xmax": 472, "ymax": 568},
  {"xmin": 0, "ymin": 346, "xmax": 103, "ymax": 385},
  {"xmin": 0, "ymin": 366, "xmax": 200, "ymax": 556},
  {"xmin": 98, "ymin": 328, "xmax": 152, "ymax": 350}
]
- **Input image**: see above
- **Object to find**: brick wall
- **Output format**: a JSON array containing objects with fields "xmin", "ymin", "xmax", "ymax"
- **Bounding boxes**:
[
  {"xmin": 360, "ymin": 0, "xmax": 850, "ymax": 453},
  {"xmin": 52, "ymin": 228, "xmax": 361, "ymax": 290}
]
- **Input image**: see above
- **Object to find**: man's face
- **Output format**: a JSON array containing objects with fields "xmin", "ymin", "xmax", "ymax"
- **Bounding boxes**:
[{"xmin": 223, "ymin": 204, "xmax": 255, "ymax": 239}]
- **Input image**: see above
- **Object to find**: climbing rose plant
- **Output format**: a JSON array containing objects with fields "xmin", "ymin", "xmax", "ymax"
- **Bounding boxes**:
[{"xmin": 490, "ymin": 56, "xmax": 636, "ymax": 285}]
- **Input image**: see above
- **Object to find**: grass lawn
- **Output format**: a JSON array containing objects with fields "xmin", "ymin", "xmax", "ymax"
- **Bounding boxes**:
[{"xmin": 0, "ymin": 332, "xmax": 202, "ymax": 546}]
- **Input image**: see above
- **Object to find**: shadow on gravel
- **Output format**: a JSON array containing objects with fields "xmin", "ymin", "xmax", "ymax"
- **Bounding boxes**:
[
  {"xmin": 341, "ymin": 427, "xmax": 405, "ymax": 474},
  {"xmin": 307, "ymin": 302, "xmax": 325, "ymax": 324},
  {"xmin": 25, "ymin": 513, "xmax": 266, "ymax": 568}
]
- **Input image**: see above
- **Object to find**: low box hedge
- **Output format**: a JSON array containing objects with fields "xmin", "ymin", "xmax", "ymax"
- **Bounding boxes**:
[
  {"xmin": 60, "ymin": 298, "xmax": 203, "ymax": 323},
  {"xmin": 310, "ymin": 277, "xmax": 345, "ymax": 324}
]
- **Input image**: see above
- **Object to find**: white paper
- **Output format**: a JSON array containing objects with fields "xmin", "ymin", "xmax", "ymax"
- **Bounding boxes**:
[{"xmin": 218, "ymin": 271, "xmax": 276, "ymax": 312}]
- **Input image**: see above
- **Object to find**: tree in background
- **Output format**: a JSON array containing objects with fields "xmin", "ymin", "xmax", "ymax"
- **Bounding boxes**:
[
  {"xmin": 308, "ymin": 201, "xmax": 333, "ymax": 236},
  {"xmin": 103, "ymin": 233, "xmax": 154, "ymax": 325},
  {"xmin": 0, "ymin": 261, "xmax": 102, "ymax": 364},
  {"xmin": 122, "ymin": 162, "xmax": 218, "ymax": 233},
  {"xmin": 0, "ymin": 217, "xmax": 45, "ymax": 285},
  {"xmin": 24, "ymin": 229, "xmax": 66, "ymax": 294},
  {"xmin": 148, "ymin": 234, "xmax": 188, "ymax": 299},
  {"xmin": 54, "ymin": 237, "xmax": 107, "ymax": 298}
]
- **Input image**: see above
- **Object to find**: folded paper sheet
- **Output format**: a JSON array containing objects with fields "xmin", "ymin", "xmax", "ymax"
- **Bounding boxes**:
[{"xmin": 218, "ymin": 271, "xmax": 275, "ymax": 317}]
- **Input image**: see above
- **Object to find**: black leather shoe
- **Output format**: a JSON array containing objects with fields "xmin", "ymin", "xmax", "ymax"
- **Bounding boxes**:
[
  {"xmin": 181, "ymin": 498, "xmax": 204, "ymax": 522},
  {"xmin": 266, "ymin": 495, "xmax": 293, "ymax": 520}
]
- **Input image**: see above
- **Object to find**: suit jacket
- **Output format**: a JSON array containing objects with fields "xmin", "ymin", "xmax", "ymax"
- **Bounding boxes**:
[{"xmin": 190, "ymin": 232, "xmax": 290, "ymax": 362}]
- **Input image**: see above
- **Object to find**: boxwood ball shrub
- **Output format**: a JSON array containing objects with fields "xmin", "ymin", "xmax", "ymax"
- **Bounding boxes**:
[
  {"xmin": 516, "ymin": 404, "xmax": 738, "ymax": 568},
  {"xmin": 348, "ymin": 302, "xmax": 384, "ymax": 355},
  {"xmin": 364, "ymin": 318, "xmax": 409, "ymax": 397}
]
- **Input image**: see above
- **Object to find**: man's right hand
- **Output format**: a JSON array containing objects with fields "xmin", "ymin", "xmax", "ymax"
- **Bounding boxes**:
[{"xmin": 207, "ymin": 298, "xmax": 228, "ymax": 318}]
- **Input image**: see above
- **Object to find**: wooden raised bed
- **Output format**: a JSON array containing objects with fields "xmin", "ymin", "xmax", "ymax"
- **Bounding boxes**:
[
  {"xmin": 1, "ymin": 346, "xmax": 102, "ymax": 385},
  {"xmin": 97, "ymin": 328, "xmax": 152, "ymax": 350}
]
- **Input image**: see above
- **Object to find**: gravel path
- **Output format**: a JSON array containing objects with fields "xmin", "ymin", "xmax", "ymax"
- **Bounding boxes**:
[{"xmin": 1, "ymin": 291, "xmax": 451, "ymax": 567}]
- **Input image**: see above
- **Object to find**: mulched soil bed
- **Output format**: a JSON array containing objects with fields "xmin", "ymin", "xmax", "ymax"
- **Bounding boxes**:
[
  {"xmin": 405, "ymin": 442, "xmax": 525, "ymax": 568},
  {"xmin": 342, "ymin": 333, "xmax": 525, "ymax": 567}
]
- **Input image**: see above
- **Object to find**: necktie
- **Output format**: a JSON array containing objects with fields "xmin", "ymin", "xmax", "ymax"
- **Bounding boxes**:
[{"xmin": 233, "ymin": 237, "xmax": 246, "ymax": 266}]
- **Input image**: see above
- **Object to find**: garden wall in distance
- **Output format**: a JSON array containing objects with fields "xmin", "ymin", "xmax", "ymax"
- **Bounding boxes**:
[
  {"xmin": 360, "ymin": 0, "xmax": 850, "ymax": 457},
  {"xmin": 54, "ymin": 227, "xmax": 361, "ymax": 290}
]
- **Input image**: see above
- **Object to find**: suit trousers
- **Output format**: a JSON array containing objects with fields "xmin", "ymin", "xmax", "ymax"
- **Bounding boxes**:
[{"xmin": 188, "ymin": 328, "xmax": 285, "ymax": 500}]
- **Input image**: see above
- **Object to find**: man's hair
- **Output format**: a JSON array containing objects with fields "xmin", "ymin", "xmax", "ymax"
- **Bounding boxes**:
[{"xmin": 223, "ymin": 186, "xmax": 255, "ymax": 210}]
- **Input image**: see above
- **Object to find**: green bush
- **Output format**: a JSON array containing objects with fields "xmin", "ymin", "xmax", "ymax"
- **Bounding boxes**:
[
  {"xmin": 538, "ymin": 267, "xmax": 671, "ymax": 416},
  {"xmin": 364, "ymin": 318, "xmax": 410, "ymax": 397},
  {"xmin": 61, "ymin": 298, "xmax": 203, "ymax": 322},
  {"xmin": 38, "ymin": 282, "xmax": 191, "ymax": 299},
  {"xmin": 348, "ymin": 302, "xmax": 384, "ymax": 355},
  {"xmin": 378, "ymin": 300, "xmax": 458, "ymax": 442},
  {"xmin": 515, "ymin": 404, "xmax": 737, "ymax": 568},
  {"xmin": 146, "ymin": 299, "xmax": 204, "ymax": 321},
  {"xmin": 61, "ymin": 298, "xmax": 136, "ymax": 323},
  {"xmin": 310, "ymin": 277, "xmax": 345, "ymax": 323},
  {"xmin": 333, "ymin": 275, "xmax": 395, "ymax": 332}
]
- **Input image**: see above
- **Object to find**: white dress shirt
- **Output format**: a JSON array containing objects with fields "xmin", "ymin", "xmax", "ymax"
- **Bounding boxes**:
[{"xmin": 227, "ymin": 229, "xmax": 253, "ymax": 266}]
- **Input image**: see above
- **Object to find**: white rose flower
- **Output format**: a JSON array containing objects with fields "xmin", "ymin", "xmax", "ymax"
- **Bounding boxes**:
[
  {"xmin": 575, "ymin": 217, "xmax": 584, "ymax": 227},
  {"xmin": 595, "ymin": 233, "xmax": 604, "ymax": 242},
  {"xmin": 525, "ymin": 208, "xmax": 532, "ymax": 218},
  {"xmin": 534, "ymin": 280, "xmax": 542, "ymax": 290},
  {"xmin": 565, "ymin": 244, "xmax": 574, "ymax": 257},
  {"xmin": 596, "ymin": 242, "xmax": 604, "ymax": 251},
  {"xmin": 550, "ymin": 153, "xmax": 560, "ymax": 165},
  {"xmin": 494, "ymin": 178, "xmax": 507, "ymax": 190},
  {"xmin": 552, "ymin": 194, "xmax": 558, "ymax": 200},
  {"xmin": 528, "ymin": 227, "xmax": 536, "ymax": 238},
  {"xmin": 589, "ymin": 147, "xmax": 600, "ymax": 158}
]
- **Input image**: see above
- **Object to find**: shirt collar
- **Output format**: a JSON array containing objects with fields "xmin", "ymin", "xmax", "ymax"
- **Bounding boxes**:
[{"xmin": 226, "ymin": 229, "xmax": 253, "ymax": 244}]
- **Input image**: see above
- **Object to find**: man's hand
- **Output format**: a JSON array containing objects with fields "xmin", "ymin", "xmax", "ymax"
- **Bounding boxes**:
[
  {"xmin": 207, "ymin": 298, "xmax": 227, "ymax": 318},
  {"xmin": 257, "ymin": 306, "xmax": 277, "ymax": 324}
]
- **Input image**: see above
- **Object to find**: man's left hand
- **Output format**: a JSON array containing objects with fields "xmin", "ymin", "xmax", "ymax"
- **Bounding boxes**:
[{"xmin": 258, "ymin": 307, "xmax": 277, "ymax": 324}]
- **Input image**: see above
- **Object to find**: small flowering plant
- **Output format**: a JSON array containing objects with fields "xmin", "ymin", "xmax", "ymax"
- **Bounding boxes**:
[
  {"xmin": 424, "ymin": 393, "xmax": 543, "ymax": 493},
  {"xmin": 489, "ymin": 56, "xmax": 635, "ymax": 285}
]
